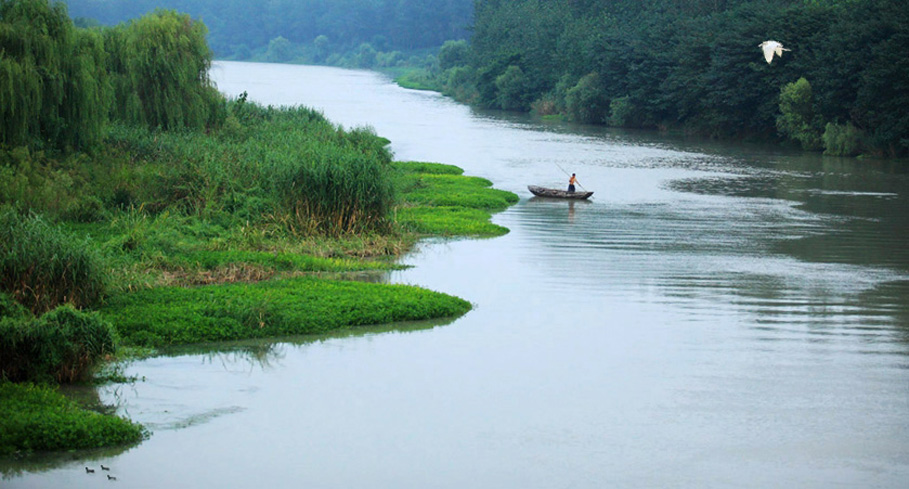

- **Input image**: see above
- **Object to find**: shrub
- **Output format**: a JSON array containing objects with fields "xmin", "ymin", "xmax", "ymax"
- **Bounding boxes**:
[
  {"xmin": 0, "ymin": 209, "xmax": 107, "ymax": 314},
  {"xmin": 495, "ymin": 65, "xmax": 530, "ymax": 111},
  {"xmin": 823, "ymin": 122, "xmax": 865, "ymax": 156},
  {"xmin": 565, "ymin": 73, "xmax": 608, "ymax": 124},
  {"xmin": 0, "ymin": 292, "xmax": 29, "ymax": 320},
  {"xmin": 0, "ymin": 305, "xmax": 117, "ymax": 383},
  {"xmin": 777, "ymin": 78, "xmax": 823, "ymax": 151},
  {"xmin": 608, "ymin": 96, "xmax": 639, "ymax": 128}
]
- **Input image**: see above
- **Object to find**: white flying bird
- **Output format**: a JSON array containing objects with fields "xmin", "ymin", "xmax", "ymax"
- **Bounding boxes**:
[{"xmin": 758, "ymin": 40, "xmax": 790, "ymax": 64}]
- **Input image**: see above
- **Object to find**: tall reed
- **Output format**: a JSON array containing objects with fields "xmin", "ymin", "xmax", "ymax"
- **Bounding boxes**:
[
  {"xmin": 0, "ymin": 305, "xmax": 117, "ymax": 383},
  {"xmin": 0, "ymin": 208, "xmax": 107, "ymax": 314}
]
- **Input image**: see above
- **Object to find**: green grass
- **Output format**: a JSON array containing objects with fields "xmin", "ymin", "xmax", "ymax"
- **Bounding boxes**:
[
  {"xmin": 393, "ymin": 161, "xmax": 464, "ymax": 175},
  {"xmin": 393, "ymin": 161, "xmax": 518, "ymax": 237},
  {"xmin": 396, "ymin": 206, "xmax": 509, "ymax": 236},
  {"xmin": 0, "ymin": 382, "xmax": 145, "ymax": 456},
  {"xmin": 0, "ymin": 114, "xmax": 518, "ymax": 458},
  {"xmin": 101, "ymin": 276, "xmax": 472, "ymax": 347},
  {"xmin": 389, "ymin": 69, "xmax": 442, "ymax": 91}
]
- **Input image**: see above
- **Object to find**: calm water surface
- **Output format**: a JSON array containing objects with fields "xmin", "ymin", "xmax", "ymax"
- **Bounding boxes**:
[{"xmin": 4, "ymin": 61, "xmax": 908, "ymax": 488}]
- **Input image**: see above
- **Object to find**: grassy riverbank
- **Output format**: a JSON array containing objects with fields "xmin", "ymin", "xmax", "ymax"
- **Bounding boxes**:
[
  {"xmin": 2, "ymin": 2, "xmax": 518, "ymax": 459},
  {"xmin": 1, "ymin": 121, "xmax": 517, "ymax": 458}
]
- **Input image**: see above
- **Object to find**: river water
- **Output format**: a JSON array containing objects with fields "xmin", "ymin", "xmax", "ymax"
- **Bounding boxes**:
[{"xmin": 4, "ymin": 61, "xmax": 908, "ymax": 488}]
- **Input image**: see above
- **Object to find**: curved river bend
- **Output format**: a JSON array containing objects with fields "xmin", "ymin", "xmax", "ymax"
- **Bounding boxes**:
[{"xmin": 4, "ymin": 61, "xmax": 909, "ymax": 488}]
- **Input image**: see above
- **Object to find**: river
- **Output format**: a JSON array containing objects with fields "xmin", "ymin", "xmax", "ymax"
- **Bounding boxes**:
[{"xmin": 4, "ymin": 61, "xmax": 908, "ymax": 488}]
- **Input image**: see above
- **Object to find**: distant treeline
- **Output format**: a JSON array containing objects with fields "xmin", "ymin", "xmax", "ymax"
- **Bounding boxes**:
[
  {"xmin": 63, "ymin": 0, "xmax": 473, "ymax": 59},
  {"xmin": 438, "ymin": 0, "xmax": 908, "ymax": 157}
]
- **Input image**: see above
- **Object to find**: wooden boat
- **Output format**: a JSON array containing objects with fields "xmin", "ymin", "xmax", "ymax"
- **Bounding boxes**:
[{"xmin": 527, "ymin": 185, "xmax": 593, "ymax": 199}]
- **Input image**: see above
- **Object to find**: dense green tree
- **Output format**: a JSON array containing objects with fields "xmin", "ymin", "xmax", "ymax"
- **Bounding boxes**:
[
  {"xmin": 1, "ymin": 0, "xmax": 109, "ymax": 150},
  {"xmin": 777, "ymin": 77, "xmax": 822, "ymax": 150},
  {"xmin": 266, "ymin": 36, "xmax": 294, "ymax": 62},
  {"xmin": 438, "ymin": 39, "xmax": 469, "ymax": 70},
  {"xmin": 466, "ymin": 0, "xmax": 908, "ymax": 156},
  {"xmin": 313, "ymin": 34, "xmax": 330, "ymax": 62},
  {"xmin": 355, "ymin": 42, "xmax": 377, "ymax": 68},
  {"xmin": 565, "ymin": 73, "xmax": 608, "ymax": 124},
  {"xmin": 104, "ymin": 9, "xmax": 223, "ymax": 130},
  {"xmin": 495, "ymin": 65, "xmax": 530, "ymax": 111}
]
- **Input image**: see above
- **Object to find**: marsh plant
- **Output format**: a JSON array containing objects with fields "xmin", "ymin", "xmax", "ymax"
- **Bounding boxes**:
[
  {"xmin": 0, "ymin": 303, "xmax": 117, "ymax": 383},
  {"xmin": 0, "ymin": 209, "xmax": 107, "ymax": 315}
]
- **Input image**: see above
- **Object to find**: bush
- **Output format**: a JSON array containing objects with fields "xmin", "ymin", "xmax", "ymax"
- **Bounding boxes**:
[
  {"xmin": 565, "ymin": 73, "xmax": 608, "ymax": 124},
  {"xmin": 0, "ymin": 382, "xmax": 145, "ymax": 456},
  {"xmin": 0, "ymin": 305, "xmax": 118, "ymax": 383},
  {"xmin": 823, "ymin": 122, "xmax": 865, "ymax": 156},
  {"xmin": 777, "ymin": 78, "xmax": 823, "ymax": 151},
  {"xmin": 0, "ymin": 292, "xmax": 29, "ymax": 320},
  {"xmin": 0, "ymin": 209, "xmax": 108, "ymax": 314},
  {"xmin": 495, "ymin": 65, "xmax": 530, "ymax": 111},
  {"xmin": 443, "ymin": 66, "xmax": 478, "ymax": 101},
  {"xmin": 608, "ymin": 96, "xmax": 639, "ymax": 128}
]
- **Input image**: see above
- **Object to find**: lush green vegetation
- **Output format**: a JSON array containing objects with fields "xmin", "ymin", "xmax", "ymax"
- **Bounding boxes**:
[
  {"xmin": 393, "ymin": 161, "xmax": 517, "ymax": 236},
  {"xmin": 0, "ymin": 382, "xmax": 145, "ymax": 456},
  {"xmin": 58, "ymin": 0, "xmax": 907, "ymax": 157},
  {"xmin": 0, "ymin": 210, "xmax": 107, "ymax": 314},
  {"xmin": 1, "ymin": 0, "xmax": 517, "ymax": 456},
  {"xmin": 430, "ymin": 0, "xmax": 908, "ymax": 158},
  {"xmin": 101, "ymin": 277, "xmax": 471, "ymax": 347},
  {"xmin": 0, "ymin": 304, "xmax": 117, "ymax": 383},
  {"xmin": 0, "ymin": 0, "xmax": 108, "ymax": 150}
]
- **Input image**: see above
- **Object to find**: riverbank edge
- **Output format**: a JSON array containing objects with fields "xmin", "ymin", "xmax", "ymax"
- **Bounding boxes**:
[{"xmin": 0, "ymin": 160, "xmax": 518, "ymax": 460}]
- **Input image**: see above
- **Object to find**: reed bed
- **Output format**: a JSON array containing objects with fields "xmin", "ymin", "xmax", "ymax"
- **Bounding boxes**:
[
  {"xmin": 0, "ymin": 305, "xmax": 117, "ymax": 383},
  {"xmin": 0, "ymin": 209, "xmax": 107, "ymax": 315}
]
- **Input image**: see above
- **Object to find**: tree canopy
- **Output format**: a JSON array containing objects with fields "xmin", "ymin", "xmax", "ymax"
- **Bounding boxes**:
[
  {"xmin": 455, "ymin": 0, "xmax": 908, "ymax": 157},
  {"xmin": 1, "ymin": 0, "xmax": 224, "ymax": 150}
]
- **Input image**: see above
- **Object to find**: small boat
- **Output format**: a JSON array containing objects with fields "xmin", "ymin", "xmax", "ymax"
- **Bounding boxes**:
[{"xmin": 527, "ymin": 185, "xmax": 593, "ymax": 199}]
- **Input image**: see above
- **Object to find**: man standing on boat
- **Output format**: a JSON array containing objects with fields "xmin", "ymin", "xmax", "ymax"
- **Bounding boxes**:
[{"xmin": 568, "ymin": 173, "xmax": 578, "ymax": 192}]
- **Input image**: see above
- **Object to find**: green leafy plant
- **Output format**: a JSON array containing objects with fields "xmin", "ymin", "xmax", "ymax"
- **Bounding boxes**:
[
  {"xmin": 0, "ymin": 305, "xmax": 117, "ymax": 383},
  {"xmin": 0, "ymin": 209, "xmax": 107, "ymax": 315},
  {"xmin": 0, "ymin": 382, "xmax": 145, "ymax": 456}
]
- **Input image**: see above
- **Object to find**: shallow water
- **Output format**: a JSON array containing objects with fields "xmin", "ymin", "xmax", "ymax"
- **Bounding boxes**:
[{"xmin": 4, "ymin": 61, "xmax": 908, "ymax": 488}]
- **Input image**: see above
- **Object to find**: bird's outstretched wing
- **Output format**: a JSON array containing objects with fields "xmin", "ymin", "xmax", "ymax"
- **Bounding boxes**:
[{"xmin": 759, "ymin": 40, "xmax": 789, "ymax": 64}]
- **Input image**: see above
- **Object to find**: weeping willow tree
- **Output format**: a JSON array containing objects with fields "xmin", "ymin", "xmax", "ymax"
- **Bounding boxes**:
[
  {"xmin": 104, "ymin": 9, "xmax": 224, "ymax": 130},
  {"xmin": 0, "ymin": 0, "xmax": 109, "ymax": 150}
]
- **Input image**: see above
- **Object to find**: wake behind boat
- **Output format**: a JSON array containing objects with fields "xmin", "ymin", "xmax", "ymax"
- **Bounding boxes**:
[{"xmin": 528, "ymin": 185, "xmax": 593, "ymax": 199}]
